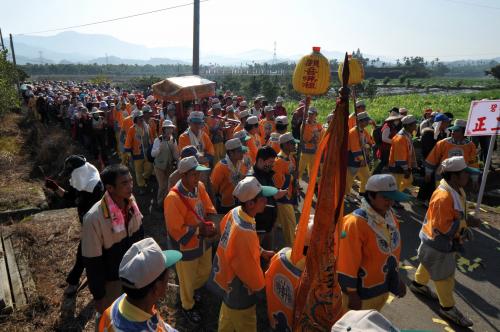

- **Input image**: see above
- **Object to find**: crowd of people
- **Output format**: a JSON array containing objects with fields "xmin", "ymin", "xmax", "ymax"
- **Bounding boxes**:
[{"xmin": 23, "ymin": 80, "xmax": 488, "ymax": 331}]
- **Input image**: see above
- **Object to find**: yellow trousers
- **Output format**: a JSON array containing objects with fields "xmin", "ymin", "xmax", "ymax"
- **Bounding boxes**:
[
  {"xmin": 276, "ymin": 204, "xmax": 296, "ymax": 247},
  {"xmin": 341, "ymin": 292, "xmax": 389, "ymax": 313},
  {"xmin": 175, "ymin": 248, "xmax": 212, "ymax": 310},
  {"xmin": 133, "ymin": 159, "xmax": 153, "ymax": 188},
  {"xmin": 218, "ymin": 303, "xmax": 256, "ymax": 332},
  {"xmin": 346, "ymin": 166, "xmax": 370, "ymax": 194},
  {"xmin": 298, "ymin": 153, "xmax": 315, "ymax": 181},
  {"xmin": 392, "ymin": 173, "xmax": 413, "ymax": 192},
  {"xmin": 415, "ymin": 263, "xmax": 455, "ymax": 308},
  {"xmin": 213, "ymin": 142, "xmax": 226, "ymax": 165}
]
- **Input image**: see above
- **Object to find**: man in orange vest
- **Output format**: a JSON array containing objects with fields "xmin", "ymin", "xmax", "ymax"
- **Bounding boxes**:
[
  {"xmin": 346, "ymin": 112, "xmax": 375, "ymax": 195},
  {"xmin": 178, "ymin": 111, "xmax": 215, "ymax": 167},
  {"xmin": 208, "ymin": 177, "xmax": 278, "ymax": 332},
  {"xmin": 389, "ymin": 115, "xmax": 418, "ymax": 193},
  {"xmin": 97, "ymin": 238, "xmax": 181, "ymax": 332},
  {"xmin": 124, "ymin": 111, "xmax": 154, "ymax": 195},
  {"xmin": 273, "ymin": 133, "xmax": 300, "ymax": 247},
  {"xmin": 298, "ymin": 107, "xmax": 324, "ymax": 181},
  {"xmin": 425, "ymin": 119, "xmax": 478, "ymax": 186},
  {"xmin": 409, "ymin": 156, "xmax": 481, "ymax": 328},
  {"xmin": 164, "ymin": 156, "xmax": 217, "ymax": 324},
  {"xmin": 259, "ymin": 106, "xmax": 276, "ymax": 143},
  {"xmin": 338, "ymin": 174, "xmax": 410, "ymax": 312},
  {"xmin": 265, "ymin": 215, "xmax": 315, "ymax": 331},
  {"xmin": 211, "ymin": 138, "xmax": 249, "ymax": 214}
]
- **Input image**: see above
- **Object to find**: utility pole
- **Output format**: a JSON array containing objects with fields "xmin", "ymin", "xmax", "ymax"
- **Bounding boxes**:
[
  {"xmin": 9, "ymin": 34, "xmax": 20, "ymax": 94},
  {"xmin": 192, "ymin": 0, "xmax": 200, "ymax": 75},
  {"xmin": 0, "ymin": 28, "xmax": 5, "ymax": 51}
]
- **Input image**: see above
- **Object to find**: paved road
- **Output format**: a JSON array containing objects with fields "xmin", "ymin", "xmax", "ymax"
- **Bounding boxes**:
[
  {"xmin": 136, "ymin": 175, "xmax": 499, "ymax": 332},
  {"xmin": 382, "ymin": 200, "xmax": 500, "ymax": 332}
]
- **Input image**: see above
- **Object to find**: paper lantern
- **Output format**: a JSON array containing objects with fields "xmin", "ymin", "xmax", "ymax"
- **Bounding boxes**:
[
  {"xmin": 292, "ymin": 46, "xmax": 331, "ymax": 95},
  {"xmin": 338, "ymin": 55, "xmax": 365, "ymax": 85}
]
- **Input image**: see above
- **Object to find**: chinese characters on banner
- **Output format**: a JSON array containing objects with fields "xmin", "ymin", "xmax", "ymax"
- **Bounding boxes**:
[
  {"xmin": 301, "ymin": 59, "xmax": 320, "ymax": 90},
  {"xmin": 465, "ymin": 100, "xmax": 500, "ymax": 136}
]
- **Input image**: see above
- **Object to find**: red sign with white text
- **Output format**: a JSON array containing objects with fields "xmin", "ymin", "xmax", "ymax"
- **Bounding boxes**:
[{"xmin": 465, "ymin": 100, "xmax": 500, "ymax": 136}]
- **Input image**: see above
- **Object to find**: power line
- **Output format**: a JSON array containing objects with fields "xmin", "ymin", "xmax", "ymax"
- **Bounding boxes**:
[
  {"xmin": 14, "ymin": 1, "xmax": 209, "ymax": 36},
  {"xmin": 440, "ymin": 0, "xmax": 500, "ymax": 10}
]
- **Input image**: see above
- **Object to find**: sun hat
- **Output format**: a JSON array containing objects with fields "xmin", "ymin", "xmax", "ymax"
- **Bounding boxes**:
[
  {"xmin": 162, "ymin": 119, "xmax": 176, "ymax": 128},
  {"xmin": 385, "ymin": 110, "xmax": 403, "ymax": 122},
  {"xmin": 233, "ymin": 177, "xmax": 278, "ymax": 203},
  {"xmin": 119, "ymin": 238, "xmax": 182, "ymax": 289},
  {"xmin": 365, "ymin": 174, "xmax": 412, "ymax": 202}
]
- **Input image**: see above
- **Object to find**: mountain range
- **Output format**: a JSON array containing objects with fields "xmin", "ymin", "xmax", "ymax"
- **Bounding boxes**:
[{"xmin": 3, "ymin": 31, "xmax": 499, "ymax": 66}]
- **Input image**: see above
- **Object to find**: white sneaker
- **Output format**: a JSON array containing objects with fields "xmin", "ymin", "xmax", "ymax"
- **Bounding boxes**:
[{"xmin": 439, "ymin": 307, "xmax": 473, "ymax": 327}]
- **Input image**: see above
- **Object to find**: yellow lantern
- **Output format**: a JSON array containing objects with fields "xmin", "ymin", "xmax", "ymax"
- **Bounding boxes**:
[
  {"xmin": 292, "ymin": 46, "xmax": 331, "ymax": 95},
  {"xmin": 338, "ymin": 55, "xmax": 365, "ymax": 85}
]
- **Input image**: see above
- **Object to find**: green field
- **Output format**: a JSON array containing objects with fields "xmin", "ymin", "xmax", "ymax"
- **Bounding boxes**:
[
  {"xmin": 373, "ymin": 77, "xmax": 500, "ymax": 89},
  {"xmin": 284, "ymin": 89, "xmax": 500, "ymax": 124}
]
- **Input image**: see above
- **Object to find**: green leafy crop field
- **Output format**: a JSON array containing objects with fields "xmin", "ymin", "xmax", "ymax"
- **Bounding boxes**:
[{"xmin": 284, "ymin": 89, "xmax": 500, "ymax": 124}]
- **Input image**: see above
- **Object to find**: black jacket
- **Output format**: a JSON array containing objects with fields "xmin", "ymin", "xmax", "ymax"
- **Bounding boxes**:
[
  {"xmin": 63, "ymin": 181, "xmax": 105, "ymax": 222},
  {"xmin": 250, "ymin": 166, "xmax": 278, "ymax": 232}
]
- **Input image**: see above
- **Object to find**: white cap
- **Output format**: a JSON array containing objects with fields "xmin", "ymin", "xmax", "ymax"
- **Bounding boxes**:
[
  {"xmin": 232, "ymin": 177, "xmax": 278, "ymax": 203},
  {"xmin": 440, "ymin": 156, "xmax": 480, "ymax": 174},
  {"xmin": 357, "ymin": 111, "xmax": 370, "ymax": 121},
  {"xmin": 225, "ymin": 138, "xmax": 248, "ymax": 152},
  {"xmin": 399, "ymin": 107, "xmax": 408, "ymax": 115},
  {"xmin": 212, "ymin": 103, "xmax": 222, "ymax": 110},
  {"xmin": 162, "ymin": 119, "xmax": 176, "ymax": 128},
  {"xmin": 146, "ymin": 95, "xmax": 155, "ymax": 103},
  {"xmin": 188, "ymin": 111, "xmax": 205, "ymax": 123},
  {"xmin": 331, "ymin": 310, "xmax": 399, "ymax": 332},
  {"xmin": 238, "ymin": 110, "xmax": 250, "ymax": 119},
  {"xmin": 401, "ymin": 115, "xmax": 417, "ymax": 125},
  {"xmin": 276, "ymin": 96, "xmax": 284, "ymax": 103},
  {"xmin": 264, "ymin": 105, "xmax": 274, "ymax": 113},
  {"xmin": 355, "ymin": 100, "xmax": 366, "ymax": 108},
  {"xmin": 239, "ymin": 100, "xmax": 248, "ymax": 107},
  {"xmin": 365, "ymin": 174, "xmax": 411, "ymax": 202},
  {"xmin": 279, "ymin": 132, "xmax": 299, "ymax": 145},
  {"xmin": 247, "ymin": 116, "xmax": 259, "ymax": 125},
  {"xmin": 178, "ymin": 155, "xmax": 210, "ymax": 174},
  {"xmin": 275, "ymin": 116, "xmax": 288, "ymax": 125},
  {"xmin": 119, "ymin": 238, "xmax": 182, "ymax": 289}
]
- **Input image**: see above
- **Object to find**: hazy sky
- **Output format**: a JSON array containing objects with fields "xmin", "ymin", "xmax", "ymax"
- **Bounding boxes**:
[{"xmin": 1, "ymin": 0, "xmax": 500, "ymax": 60}]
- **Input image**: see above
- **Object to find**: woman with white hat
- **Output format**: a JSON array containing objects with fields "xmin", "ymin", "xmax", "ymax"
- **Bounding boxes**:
[{"xmin": 151, "ymin": 120, "xmax": 179, "ymax": 206}]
